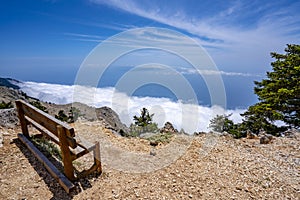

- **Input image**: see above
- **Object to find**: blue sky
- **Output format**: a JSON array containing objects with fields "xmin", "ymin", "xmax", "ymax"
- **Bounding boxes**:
[{"xmin": 0, "ymin": 0, "xmax": 300, "ymax": 107}]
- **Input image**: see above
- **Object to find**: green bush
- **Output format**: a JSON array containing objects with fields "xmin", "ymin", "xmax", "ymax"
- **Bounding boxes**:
[
  {"xmin": 0, "ymin": 101, "xmax": 13, "ymax": 109},
  {"xmin": 127, "ymin": 123, "xmax": 159, "ymax": 137},
  {"xmin": 55, "ymin": 110, "xmax": 68, "ymax": 122},
  {"xmin": 68, "ymin": 107, "xmax": 81, "ymax": 123},
  {"xmin": 124, "ymin": 108, "xmax": 159, "ymax": 137},
  {"xmin": 209, "ymin": 114, "xmax": 234, "ymax": 133},
  {"xmin": 20, "ymin": 91, "xmax": 28, "ymax": 99},
  {"xmin": 30, "ymin": 135, "xmax": 62, "ymax": 160},
  {"xmin": 209, "ymin": 114, "xmax": 246, "ymax": 139},
  {"xmin": 55, "ymin": 107, "xmax": 82, "ymax": 123},
  {"xmin": 30, "ymin": 100, "xmax": 48, "ymax": 113},
  {"xmin": 146, "ymin": 132, "xmax": 173, "ymax": 144}
]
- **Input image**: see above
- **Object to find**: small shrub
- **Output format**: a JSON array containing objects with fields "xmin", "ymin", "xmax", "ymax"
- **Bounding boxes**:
[
  {"xmin": 30, "ymin": 100, "xmax": 48, "ymax": 113},
  {"xmin": 127, "ymin": 123, "xmax": 159, "ymax": 137},
  {"xmin": 209, "ymin": 114, "xmax": 234, "ymax": 132},
  {"xmin": 30, "ymin": 135, "xmax": 62, "ymax": 160},
  {"xmin": 209, "ymin": 114, "xmax": 246, "ymax": 139},
  {"xmin": 228, "ymin": 128, "xmax": 246, "ymax": 139},
  {"xmin": 20, "ymin": 91, "xmax": 28, "ymax": 99},
  {"xmin": 68, "ymin": 107, "xmax": 82, "ymax": 123},
  {"xmin": 0, "ymin": 101, "xmax": 13, "ymax": 109},
  {"xmin": 55, "ymin": 110, "xmax": 68, "ymax": 122},
  {"xmin": 147, "ymin": 132, "xmax": 173, "ymax": 144},
  {"xmin": 55, "ymin": 107, "xmax": 82, "ymax": 123}
]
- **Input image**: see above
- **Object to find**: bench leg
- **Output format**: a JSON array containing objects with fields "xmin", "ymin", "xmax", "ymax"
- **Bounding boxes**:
[
  {"xmin": 77, "ymin": 142, "xmax": 102, "ymax": 178},
  {"xmin": 57, "ymin": 125, "xmax": 75, "ymax": 181},
  {"xmin": 94, "ymin": 142, "xmax": 102, "ymax": 173},
  {"xmin": 16, "ymin": 101, "xmax": 29, "ymax": 137}
]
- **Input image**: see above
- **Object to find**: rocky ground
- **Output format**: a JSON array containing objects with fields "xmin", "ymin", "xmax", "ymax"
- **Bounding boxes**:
[
  {"xmin": 0, "ymin": 85, "xmax": 299, "ymax": 199},
  {"xmin": 0, "ymin": 119, "xmax": 299, "ymax": 199}
]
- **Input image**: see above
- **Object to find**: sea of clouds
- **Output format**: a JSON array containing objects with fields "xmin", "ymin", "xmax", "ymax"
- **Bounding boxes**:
[{"xmin": 17, "ymin": 81, "xmax": 245, "ymax": 133}]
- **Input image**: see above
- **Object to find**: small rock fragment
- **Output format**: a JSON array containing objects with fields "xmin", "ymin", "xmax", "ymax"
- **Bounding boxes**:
[
  {"xmin": 150, "ymin": 140, "xmax": 158, "ymax": 146},
  {"xmin": 260, "ymin": 134, "xmax": 273, "ymax": 144},
  {"xmin": 247, "ymin": 130, "xmax": 257, "ymax": 139},
  {"xmin": 150, "ymin": 149, "xmax": 156, "ymax": 156}
]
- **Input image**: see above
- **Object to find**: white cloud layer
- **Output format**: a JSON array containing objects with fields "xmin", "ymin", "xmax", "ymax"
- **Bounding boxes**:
[{"xmin": 18, "ymin": 81, "xmax": 245, "ymax": 133}]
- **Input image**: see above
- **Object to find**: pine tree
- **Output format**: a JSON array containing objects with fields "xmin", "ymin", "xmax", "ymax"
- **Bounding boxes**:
[
  {"xmin": 133, "ymin": 107, "xmax": 154, "ymax": 127},
  {"xmin": 208, "ymin": 114, "xmax": 233, "ymax": 133},
  {"xmin": 242, "ymin": 44, "xmax": 300, "ymax": 134}
]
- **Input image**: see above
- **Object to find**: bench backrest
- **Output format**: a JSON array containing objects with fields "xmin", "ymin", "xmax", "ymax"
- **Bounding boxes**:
[{"xmin": 16, "ymin": 100, "xmax": 76, "ymax": 143}]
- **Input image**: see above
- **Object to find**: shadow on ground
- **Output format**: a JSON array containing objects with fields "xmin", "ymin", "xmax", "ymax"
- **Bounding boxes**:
[{"xmin": 13, "ymin": 137, "xmax": 100, "ymax": 199}]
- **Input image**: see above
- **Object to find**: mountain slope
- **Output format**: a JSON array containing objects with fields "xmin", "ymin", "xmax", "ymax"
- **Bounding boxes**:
[{"xmin": 0, "ymin": 78, "xmax": 20, "ymax": 89}]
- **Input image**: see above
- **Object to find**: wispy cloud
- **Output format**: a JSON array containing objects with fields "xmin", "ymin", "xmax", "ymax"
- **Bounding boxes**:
[
  {"xmin": 63, "ymin": 32, "xmax": 105, "ymax": 42},
  {"xmin": 90, "ymin": 0, "xmax": 300, "ymax": 44},
  {"xmin": 90, "ymin": 0, "xmax": 300, "ymax": 64},
  {"xmin": 75, "ymin": 20, "xmax": 130, "ymax": 32},
  {"xmin": 126, "ymin": 64, "xmax": 261, "ymax": 77},
  {"xmin": 180, "ymin": 68, "xmax": 261, "ymax": 77}
]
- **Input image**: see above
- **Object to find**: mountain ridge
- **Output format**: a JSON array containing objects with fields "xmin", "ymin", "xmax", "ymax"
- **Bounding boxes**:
[{"xmin": 0, "ymin": 78, "xmax": 128, "ymax": 134}]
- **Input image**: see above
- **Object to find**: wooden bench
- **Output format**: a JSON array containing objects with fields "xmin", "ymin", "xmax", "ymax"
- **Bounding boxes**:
[{"xmin": 15, "ymin": 100, "xmax": 102, "ymax": 193}]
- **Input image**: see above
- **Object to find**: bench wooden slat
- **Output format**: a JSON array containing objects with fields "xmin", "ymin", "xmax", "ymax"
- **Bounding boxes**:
[
  {"xmin": 26, "ymin": 116, "xmax": 96, "ymax": 157},
  {"xmin": 16, "ymin": 100, "xmax": 75, "ymax": 137},
  {"xmin": 25, "ymin": 116, "xmax": 77, "ymax": 149},
  {"xmin": 71, "ymin": 139, "xmax": 96, "ymax": 159}
]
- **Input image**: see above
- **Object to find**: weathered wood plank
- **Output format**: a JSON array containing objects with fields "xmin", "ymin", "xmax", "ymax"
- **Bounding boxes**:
[
  {"xmin": 70, "ymin": 138, "xmax": 97, "ymax": 159},
  {"xmin": 15, "ymin": 101, "xmax": 29, "ymax": 137},
  {"xmin": 16, "ymin": 100, "xmax": 75, "ymax": 137},
  {"xmin": 25, "ymin": 116, "xmax": 77, "ymax": 149},
  {"xmin": 57, "ymin": 125, "xmax": 75, "ymax": 181},
  {"xmin": 94, "ymin": 142, "xmax": 102, "ymax": 173},
  {"xmin": 17, "ymin": 133, "xmax": 75, "ymax": 193}
]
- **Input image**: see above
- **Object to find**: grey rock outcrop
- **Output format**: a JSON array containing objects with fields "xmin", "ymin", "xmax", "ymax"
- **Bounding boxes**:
[
  {"xmin": 0, "ymin": 86, "xmax": 28, "ymax": 104},
  {"xmin": 96, "ymin": 106, "xmax": 129, "ymax": 134},
  {"xmin": 160, "ymin": 122, "xmax": 178, "ymax": 134},
  {"xmin": 0, "ymin": 108, "xmax": 18, "ymax": 128}
]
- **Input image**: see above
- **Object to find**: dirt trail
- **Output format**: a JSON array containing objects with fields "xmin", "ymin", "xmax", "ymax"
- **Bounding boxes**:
[{"xmin": 0, "ymin": 122, "xmax": 299, "ymax": 199}]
